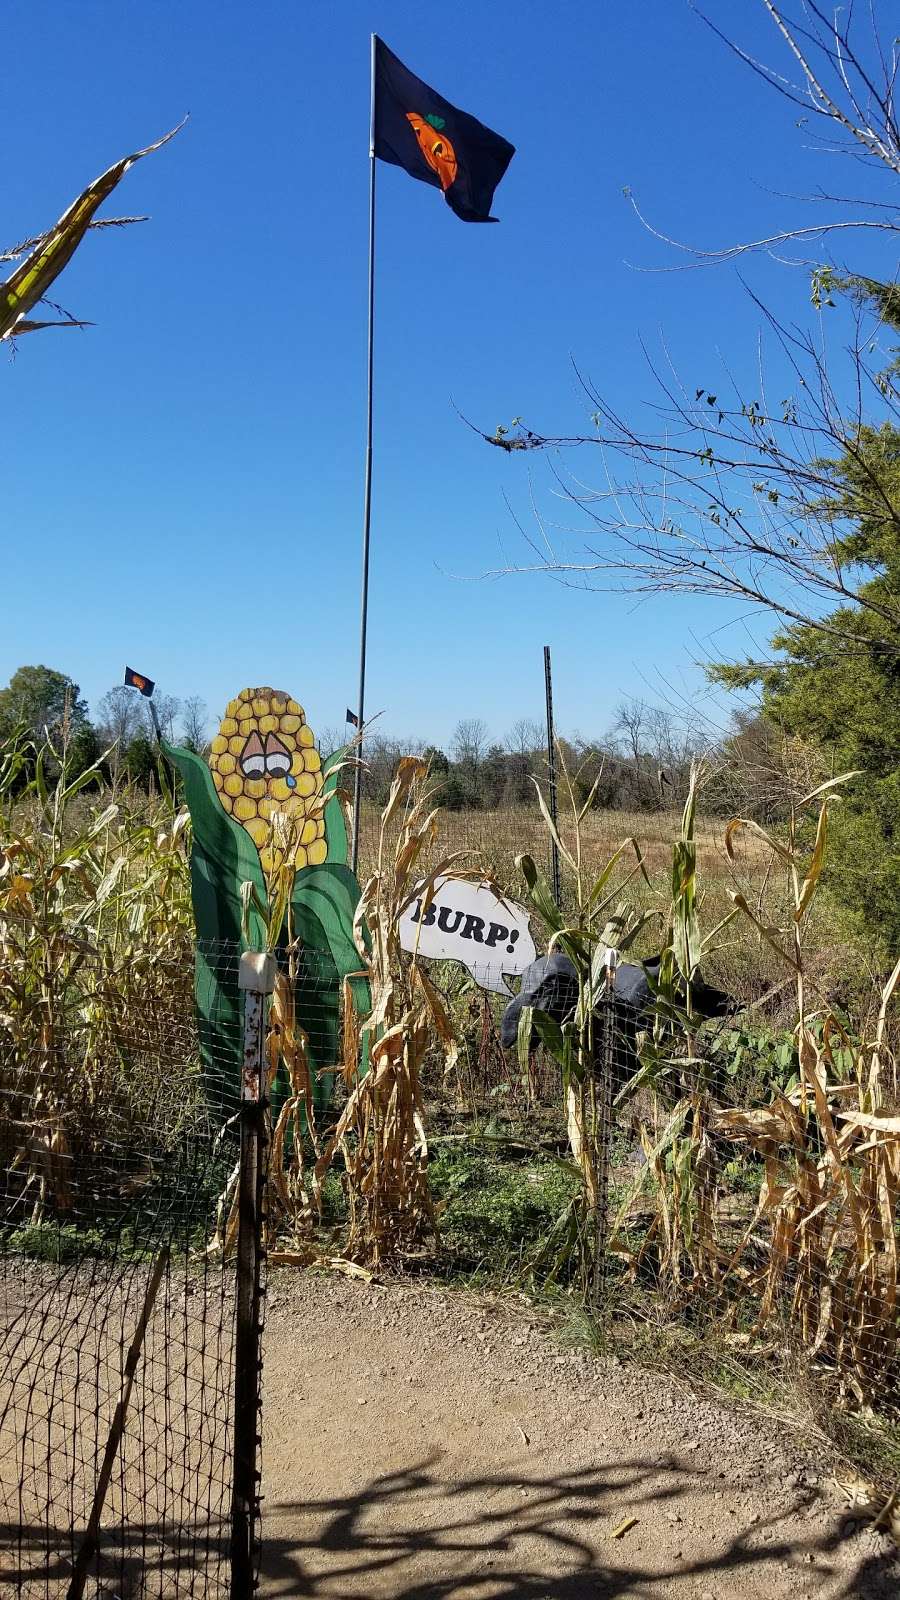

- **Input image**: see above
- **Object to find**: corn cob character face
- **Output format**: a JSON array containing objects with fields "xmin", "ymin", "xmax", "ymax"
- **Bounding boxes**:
[{"xmin": 208, "ymin": 687, "xmax": 327, "ymax": 877}]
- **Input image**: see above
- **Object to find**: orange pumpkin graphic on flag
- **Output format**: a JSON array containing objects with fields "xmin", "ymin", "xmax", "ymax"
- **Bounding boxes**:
[{"xmin": 406, "ymin": 112, "xmax": 457, "ymax": 192}]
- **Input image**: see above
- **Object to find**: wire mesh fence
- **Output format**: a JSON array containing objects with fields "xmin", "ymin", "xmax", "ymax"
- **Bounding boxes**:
[
  {"xmin": 0, "ymin": 931, "xmax": 373, "ymax": 1599},
  {"xmin": 0, "ymin": 943, "xmax": 259, "ymax": 1600},
  {"xmin": 2, "ymin": 906, "xmax": 898, "ymax": 1600},
  {"xmin": 466, "ymin": 948, "xmax": 900, "ymax": 1412},
  {"xmin": 353, "ymin": 802, "xmax": 756, "ymax": 909}
]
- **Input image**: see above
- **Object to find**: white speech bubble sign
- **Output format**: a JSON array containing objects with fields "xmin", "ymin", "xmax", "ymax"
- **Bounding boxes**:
[{"xmin": 399, "ymin": 875, "xmax": 537, "ymax": 996}]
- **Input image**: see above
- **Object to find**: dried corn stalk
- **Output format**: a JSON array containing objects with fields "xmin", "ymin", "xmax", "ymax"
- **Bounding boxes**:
[
  {"xmin": 0, "ymin": 724, "xmax": 194, "ymax": 1221},
  {"xmin": 713, "ymin": 777, "xmax": 899, "ymax": 1397},
  {"xmin": 710, "ymin": 1001, "xmax": 900, "ymax": 1402},
  {"xmin": 315, "ymin": 757, "xmax": 472, "ymax": 1268},
  {"xmin": 264, "ymin": 968, "xmax": 321, "ymax": 1239},
  {"xmin": 617, "ymin": 775, "xmax": 900, "ymax": 1400}
]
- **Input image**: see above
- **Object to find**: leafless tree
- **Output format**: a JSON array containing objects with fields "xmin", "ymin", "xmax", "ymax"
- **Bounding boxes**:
[
  {"xmin": 96, "ymin": 685, "xmax": 144, "ymax": 767},
  {"xmin": 152, "ymin": 693, "xmax": 180, "ymax": 743},
  {"xmin": 706, "ymin": 709, "xmax": 827, "ymax": 821},
  {"xmin": 318, "ymin": 724, "xmax": 343, "ymax": 760},
  {"xmin": 610, "ymin": 702, "xmax": 650, "ymax": 799},
  {"xmin": 478, "ymin": 2, "xmax": 900, "ymax": 657},
  {"xmin": 610, "ymin": 700, "xmax": 693, "ymax": 808},
  {"xmin": 180, "ymin": 695, "xmax": 209, "ymax": 754},
  {"xmin": 504, "ymin": 717, "xmax": 544, "ymax": 759},
  {"xmin": 98, "ymin": 683, "xmax": 181, "ymax": 750},
  {"xmin": 451, "ymin": 717, "xmax": 490, "ymax": 771}
]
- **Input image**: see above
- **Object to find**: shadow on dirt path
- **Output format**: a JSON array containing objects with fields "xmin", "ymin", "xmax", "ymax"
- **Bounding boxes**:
[
  {"xmin": 259, "ymin": 1276, "xmax": 898, "ymax": 1600},
  {"xmin": 259, "ymin": 1454, "xmax": 895, "ymax": 1599}
]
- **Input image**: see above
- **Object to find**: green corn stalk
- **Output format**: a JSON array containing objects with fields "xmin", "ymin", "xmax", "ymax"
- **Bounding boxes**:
[{"xmin": 516, "ymin": 740, "xmax": 655, "ymax": 1299}]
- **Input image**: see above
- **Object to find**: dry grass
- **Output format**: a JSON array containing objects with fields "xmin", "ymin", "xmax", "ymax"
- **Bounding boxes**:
[
  {"xmin": 357, "ymin": 802, "xmax": 745, "ymax": 888},
  {"xmin": 356, "ymin": 798, "xmax": 838, "ymax": 1004}
]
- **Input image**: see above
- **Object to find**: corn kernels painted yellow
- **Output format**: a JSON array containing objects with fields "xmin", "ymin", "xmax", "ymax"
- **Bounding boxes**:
[{"xmin": 208, "ymin": 686, "xmax": 328, "ymax": 877}]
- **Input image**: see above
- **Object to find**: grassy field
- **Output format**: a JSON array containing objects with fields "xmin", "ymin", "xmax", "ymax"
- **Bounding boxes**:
[
  {"xmin": 359, "ymin": 801, "xmax": 774, "ymax": 907},
  {"xmin": 356, "ymin": 799, "xmax": 841, "ymax": 1006}
]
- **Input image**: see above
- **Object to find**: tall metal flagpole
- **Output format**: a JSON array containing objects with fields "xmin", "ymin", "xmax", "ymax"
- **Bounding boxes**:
[
  {"xmin": 351, "ymin": 33, "xmax": 377, "ymax": 875},
  {"xmin": 544, "ymin": 645, "xmax": 561, "ymax": 908}
]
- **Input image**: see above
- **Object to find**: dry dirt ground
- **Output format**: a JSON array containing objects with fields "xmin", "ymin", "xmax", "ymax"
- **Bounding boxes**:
[{"xmin": 260, "ymin": 1272, "xmax": 898, "ymax": 1600}]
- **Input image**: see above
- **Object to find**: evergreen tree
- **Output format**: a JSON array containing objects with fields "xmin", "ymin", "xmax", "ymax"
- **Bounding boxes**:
[{"xmin": 712, "ymin": 290, "xmax": 900, "ymax": 949}]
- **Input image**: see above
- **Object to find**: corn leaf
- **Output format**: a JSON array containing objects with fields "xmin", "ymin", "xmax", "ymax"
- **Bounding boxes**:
[
  {"xmin": 838, "ymin": 1110, "xmax": 900, "ymax": 1136},
  {"xmin": 798, "ymin": 770, "xmax": 861, "ymax": 807},
  {"xmin": 584, "ymin": 836, "xmax": 651, "ymax": 914},
  {"xmin": 1, "ymin": 121, "xmax": 185, "ymax": 341},
  {"xmin": 794, "ymin": 801, "xmax": 829, "ymax": 922},
  {"xmin": 729, "ymin": 891, "xmax": 799, "ymax": 969},
  {"xmin": 530, "ymin": 777, "xmax": 577, "ymax": 873},
  {"xmin": 725, "ymin": 816, "xmax": 794, "ymax": 866},
  {"xmin": 516, "ymin": 1003, "xmax": 534, "ymax": 1083}
]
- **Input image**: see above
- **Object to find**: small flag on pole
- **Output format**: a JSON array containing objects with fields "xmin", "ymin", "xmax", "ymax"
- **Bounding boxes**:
[
  {"xmin": 346, "ymin": 708, "xmax": 360, "ymax": 728},
  {"xmin": 124, "ymin": 666, "xmax": 155, "ymax": 697},
  {"xmin": 374, "ymin": 37, "xmax": 515, "ymax": 223}
]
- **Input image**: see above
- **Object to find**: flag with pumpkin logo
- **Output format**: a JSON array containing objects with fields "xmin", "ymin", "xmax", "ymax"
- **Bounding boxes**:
[
  {"xmin": 124, "ymin": 665, "xmax": 155, "ymax": 697},
  {"xmin": 373, "ymin": 37, "xmax": 515, "ymax": 223}
]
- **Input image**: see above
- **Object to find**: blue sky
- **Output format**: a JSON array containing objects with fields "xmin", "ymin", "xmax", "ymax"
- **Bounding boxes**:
[{"xmin": 2, "ymin": 2, "xmax": 893, "ymax": 749}]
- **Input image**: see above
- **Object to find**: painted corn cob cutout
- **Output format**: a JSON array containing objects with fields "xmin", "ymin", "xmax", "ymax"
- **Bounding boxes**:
[
  {"xmin": 208, "ymin": 687, "xmax": 327, "ymax": 875},
  {"xmin": 164, "ymin": 687, "xmax": 368, "ymax": 1118}
]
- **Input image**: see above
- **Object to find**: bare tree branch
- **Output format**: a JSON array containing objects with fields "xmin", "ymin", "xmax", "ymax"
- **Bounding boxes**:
[{"xmin": 628, "ymin": 3, "xmax": 900, "ymax": 271}]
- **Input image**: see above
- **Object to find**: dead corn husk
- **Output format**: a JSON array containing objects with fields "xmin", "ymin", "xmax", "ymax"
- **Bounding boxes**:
[{"xmin": 315, "ymin": 757, "xmax": 477, "ymax": 1268}]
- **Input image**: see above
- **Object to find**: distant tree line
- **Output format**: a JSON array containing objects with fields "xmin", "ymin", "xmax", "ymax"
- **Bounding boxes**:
[
  {"xmin": 342, "ymin": 704, "xmax": 798, "ymax": 823},
  {"xmin": 1, "ymin": 663, "xmax": 806, "ymax": 829},
  {"xmin": 0, "ymin": 664, "xmax": 208, "ymax": 789}
]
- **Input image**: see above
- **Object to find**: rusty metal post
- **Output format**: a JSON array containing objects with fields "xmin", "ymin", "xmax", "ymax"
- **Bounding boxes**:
[{"xmin": 230, "ymin": 951, "xmax": 275, "ymax": 1599}]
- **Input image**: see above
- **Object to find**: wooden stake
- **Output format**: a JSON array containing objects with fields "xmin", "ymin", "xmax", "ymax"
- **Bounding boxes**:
[{"xmin": 67, "ymin": 1248, "xmax": 169, "ymax": 1600}]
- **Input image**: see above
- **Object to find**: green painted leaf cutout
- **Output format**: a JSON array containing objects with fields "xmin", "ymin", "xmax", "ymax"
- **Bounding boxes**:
[
  {"xmin": 165, "ymin": 740, "xmax": 369, "ymax": 1119},
  {"xmin": 321, "ymin": 747, "xmax": 350, "ymax": 866},
  {"xmin": 164, "ymin": 743, "xmax": 266, "ymax": 1100}
]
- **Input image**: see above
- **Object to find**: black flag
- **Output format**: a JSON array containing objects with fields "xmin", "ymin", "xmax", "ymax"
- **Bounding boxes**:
[
  {"xmin": 124, "ymin": 665, "xmax": 155, "ymax": 697},
  {"xmin": 346, "ymin": 708, "xmax": 360, "ymax": 728},
  {"xmin": 373, "ymin": 37, "xmax": 514, "ymax": 223}
]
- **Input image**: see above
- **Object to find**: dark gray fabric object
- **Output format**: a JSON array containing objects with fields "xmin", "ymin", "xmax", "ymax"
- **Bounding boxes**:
[{"xmin": 499, "ymin": 951, "xmax": 730, "ymax": 1052}]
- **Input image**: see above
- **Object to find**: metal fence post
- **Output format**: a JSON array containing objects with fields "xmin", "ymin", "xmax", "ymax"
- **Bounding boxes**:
[
  {"xmin": 591, "ymin": 947, "xmax": 617, "ymax": 1312},
  {"xmin": 230, "ymin": 951, "xmax": 274, "ymax": 1599},
  {"xmin": 543, "ymin": 645, "xmax": 562, "ymax": 908}
]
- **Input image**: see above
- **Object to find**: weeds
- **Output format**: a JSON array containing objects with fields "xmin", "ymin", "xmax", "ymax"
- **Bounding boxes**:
[{"xmin": 428, "ymin": 1138, "xmax": 580, "ymax": 1286}]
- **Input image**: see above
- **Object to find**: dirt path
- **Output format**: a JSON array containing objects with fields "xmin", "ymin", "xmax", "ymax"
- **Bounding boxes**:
[{"xmin": 259, "ymin": 1272, "xmax": 897, "ymax": 1600}]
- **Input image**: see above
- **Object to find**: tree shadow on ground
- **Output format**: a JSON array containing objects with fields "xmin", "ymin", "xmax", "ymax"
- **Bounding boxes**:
[
  {"xmin": 1, "ymin": 1455, "xmax": 895, "ymax": 1599},
  {"xmin": 258, "ymin": 1451, "xmax": 898, "ymax": 1600},
  {"xmin": 0, "ymin": 1516, "xmax": 230, "ymax": 1598}
]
